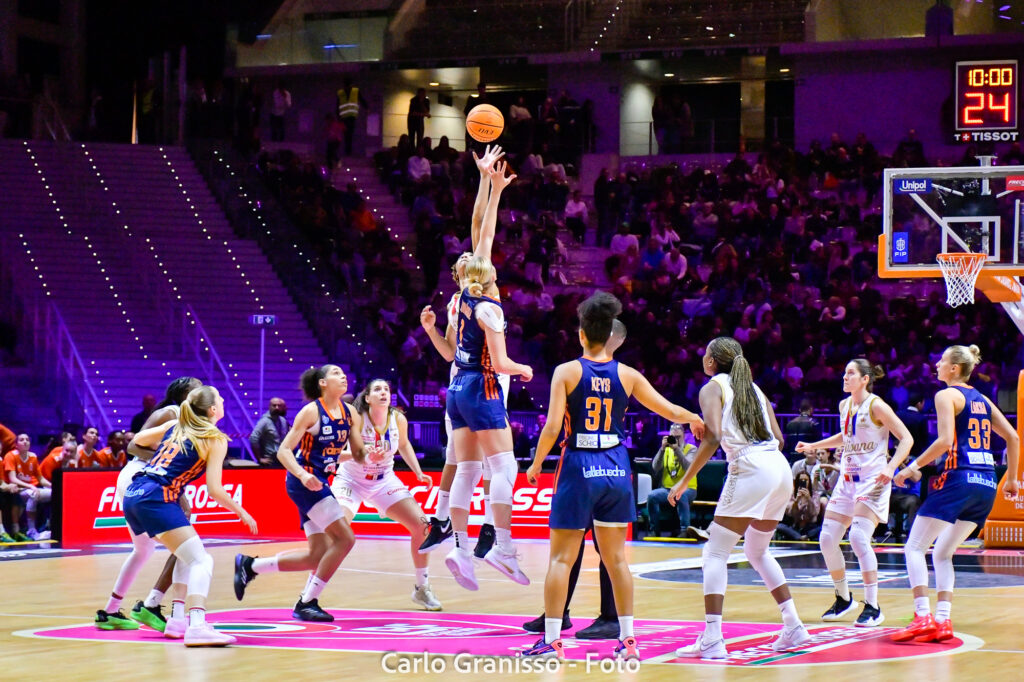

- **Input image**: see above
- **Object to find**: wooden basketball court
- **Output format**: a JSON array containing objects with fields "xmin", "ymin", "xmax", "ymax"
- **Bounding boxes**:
[{"xmin": 2, "ymin": 536, "xmax": 1022, "ymax": 680}]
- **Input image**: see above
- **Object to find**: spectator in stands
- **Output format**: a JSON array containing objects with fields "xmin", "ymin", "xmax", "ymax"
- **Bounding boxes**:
[
  {"xmin": 564, "ymin": 190, "xmax": 588, "ymax": 244},
  {"xmin": 791, "ymin": 445, "xmax": 818, "ymax": 481},
  {"xmin": 407, "ymin": 87, "xmax": 431, "ymax": 149},
  {"xmin": 509, "ymin": 95, "xmax": 533, "ymax": 154},
  {"xmin": 784, "ymin": 400, "xmax": 821, "ymax": 460},
  {"xmin": 130, "ymin": 394, "xmax": 157, "ymax": 433},
  {"xmin": 888, "ymin": 461, "xmax": 921, "ymax": 543},
  {"xmin": 337, "ymin": 76, "xmax": 369, "ymax": 156},
  {"xmin": 776, "ymin": 471, "xmax": 820, "ymax": 541},
  {"xmin": 269, "ymin": 81, "xmax": 292, "ymax": 142},
  {"xmin": 250, "ymin": 397, "xmax": 289, "ymax": 467},
  {"xmin": 510, "ymin": 421, "xmax": 532, "ymax": 461},
  {"xmin": 5, "ymin": 433, "xmax": 50, "ymax": 540},
  {"xmin": 76, "ymin": 426, "xmax": 107, "ymax": 468},
  {"xmin": 408, "ymin": 144, "xmax": 432, "ymax": 185},
  {"xmin": 894, "ymin": 128, "xmax": 926, "ymax": 167},
  {"xmin": 648, "ymin": 424, "xmax": 706, "ymax": 539},
  {"xmin": 896, "ymin": 393, "xmax": 930, "ymax": 459},
  {"xmin": 99, "ymin": 430, "xmax": 127, "ymax": 469},
  {"xmin": 609, "ymin": 223, "xmax": 639, "ymax": 256},
  {"xmin": 40, "ymin": 436, "xmax": 76, "ymax": 484},
  {"xmin": 810, "ymin": 449, "xmax": 839, "ymax": 519},
  {"xmin": 662, "ymin": 246, "xmax": 688, "ymax": 281},
  {"xmin": 1000, "ymin": 141, "xmax": 1024, "ymax": 166},
  {"xmin": 325, "ymin": 113, "xmax": 345, "ymax": 169},
  {"xmin": 463, "ymin": 82, "xmax": 491, "ymax": 153}
]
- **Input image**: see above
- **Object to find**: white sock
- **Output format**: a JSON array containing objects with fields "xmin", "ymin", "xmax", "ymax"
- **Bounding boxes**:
[
  {"xmin": 863, "ymin": 582, "xmax": 878, "ymax": 607},
  {"xmin": 171, "ymin": 600, "xmax": 185, "ymax": 620},
  {"xmin": 495, "ymin": 526, "xmax": 513, "ymax": 553},
  {"xmin": 143, "ymin": 589, "xmax": 164, "ymax": 609},
  {"xmin": 483, "ymin": 500, "xmax": 494, "ymax": 526},
  {"xmin": 301, "ymin": 576, "xmax": 328, "ymax": 603},
  {"xmin": 105, "ymin": 595, "xmax": 123, "ymax": 613},
  {"xmin": 705, "ymin": 614, "xmax": 723, "ymax": 640},
  {"xmin": 454, "ymin": 530, "xmax": 471, "ymax": 551},
  {"xmin": 544, "ymin": 617, "xmax": 562, "ymax": 644},
  {"xmin": 415, "ymin": 567, "xmax": 429, "ymax": 587},
  {"xmin": 834, "ymin": 578, "xmax": 850, "ymax": 602},
  {"xmin": 935, "ymin": 600, "xmax": 951, "ymax": 623},
  {"xmin": 253, "ymin": 555, "xmax": 280, "ymax": 574},
  {"xmin": 619, "ymin": 615, "xmax": 635, "ymax": 638},
  {"xmin": 188, "ymin": 607, "xmax": 206, "ymax": 627},
  {"xmin": 436, "ymin": 490, "xmax": 450, "ymax": 521},
  {"xmin": 779, "ymin": 599, "xmax": 801, "ymax": 628},
  {"xmin": 914, "ymin": 596, "xmax": 930, "ymax": 617}
]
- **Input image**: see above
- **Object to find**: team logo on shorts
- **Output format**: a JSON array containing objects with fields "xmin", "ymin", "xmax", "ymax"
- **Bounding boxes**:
[{"xmin": 16, "ymin": 608, "xmax": 981, "ymax": 666}]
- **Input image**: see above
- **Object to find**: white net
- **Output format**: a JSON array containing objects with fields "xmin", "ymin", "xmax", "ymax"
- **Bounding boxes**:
[{"xmin": 936, "ymin": 253, "xmax": 988, "ymax": 307}]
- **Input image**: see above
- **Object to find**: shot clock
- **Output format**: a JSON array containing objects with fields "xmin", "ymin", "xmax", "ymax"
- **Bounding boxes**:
[{"xmin": 955, "ymin": 60, "xmax": 1018, "ymax": 136}]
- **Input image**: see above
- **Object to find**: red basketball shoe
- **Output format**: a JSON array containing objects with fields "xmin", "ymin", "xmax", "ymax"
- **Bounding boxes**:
[{"xmin": 892, "ymin": 613, "xmax": 936, "ymax": 642}]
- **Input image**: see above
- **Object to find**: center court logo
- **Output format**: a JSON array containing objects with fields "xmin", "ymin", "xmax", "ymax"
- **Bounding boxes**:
[
  {"xmin": 16, "ymin": 608, "xmax": 982, "ymax": 667},
  {"xmin": 893, "ymin": 178, "xmax": 932, "ymax": 194}
]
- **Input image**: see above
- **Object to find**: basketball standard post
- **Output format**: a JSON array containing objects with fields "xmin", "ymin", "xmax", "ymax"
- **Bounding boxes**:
[{"xmin": 983, "ymin": 369, "xmax": 1024, "ymax": 548}]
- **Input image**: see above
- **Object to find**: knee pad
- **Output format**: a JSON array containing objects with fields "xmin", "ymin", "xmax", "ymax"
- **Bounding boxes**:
[
  {"xmin": 444, "ymin": 440, "xmax": 457, "ymax": 466},
  {"xmin": 485, "ymin": 451, "xmax": 517, "ymax": 506},
  {"xmin": 175, "ymin": 536, "xmax": 213, "ymax": 598},
  {"xmin": 131, "ymin": 533, "xmax": 157, "ymax": 562},
  {"xmin": 744, "ymin": 527, "xmax": 786, "ymax": 591},
  {"xmin": 702, "ymin": 523, "xmax": 740, "ymax": 596},
  {"xmin": 818, "ymin": 518, "xmax": 847, "ymax": 573},
  {"xmin": 849, "ymin": 516, "xmax": 878, "ymax": 572},
  {"xmin": 481, "ymin": 453, "xmax": 492, "ymax": 481},
  {"xmin": 449, "ymin": 460, "xmax": 482, "ymax": 512}
]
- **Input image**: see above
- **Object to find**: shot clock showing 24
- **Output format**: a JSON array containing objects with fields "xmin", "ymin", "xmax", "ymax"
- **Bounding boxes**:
[{"xmin": 954, "ymin": 59, "xmax": 1019, "ymax": 143}]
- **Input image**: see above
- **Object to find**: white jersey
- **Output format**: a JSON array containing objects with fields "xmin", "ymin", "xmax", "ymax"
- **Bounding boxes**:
[
  {"xmin": 837, "ymin": 394, "xmax": 890, "ymax": 481},
  {"xmin": 343, "ymin": 408, "xmax": 400, "ymax": 477},
  {"xmin": 710, "ymin": 373, "xmax": 779, "ymax": 461},
  {"xmin": 445, "ymin": 291, "xmax": 510, "ymax": 402}
]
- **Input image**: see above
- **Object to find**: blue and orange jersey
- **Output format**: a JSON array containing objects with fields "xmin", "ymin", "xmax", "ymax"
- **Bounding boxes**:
[
  {"xmin": 296, "ymin": 398, "xmax": 351, "ymax": 480},
  {"xmin": 937, "ymin": 385, "xmax": 996, "ymax": 474},
  {"xmin": 139, "ymin": 429, "xmax": 206, "ymax": 503},
  {"xmin": 453, "ymin": 291, "xmax": 504, "ymax": 377},
  {"xmin": 563, "ymin": 358, "xmax": 629, "ymax": 450}
]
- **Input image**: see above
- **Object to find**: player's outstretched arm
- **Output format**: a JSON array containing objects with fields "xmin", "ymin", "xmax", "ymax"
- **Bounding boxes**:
[
  {"xmin": 470, "ymin": 145, "xmax": 503, "ymax": 249},
  {"xmin": 474, "ymin": 159, "xmax": 516, "ymax": 261}
]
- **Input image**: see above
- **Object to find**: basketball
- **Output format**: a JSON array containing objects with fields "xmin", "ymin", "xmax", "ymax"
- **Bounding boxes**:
[{"xmin": 466, "ymin": 103, "xmax": 504, "ymax": 143}]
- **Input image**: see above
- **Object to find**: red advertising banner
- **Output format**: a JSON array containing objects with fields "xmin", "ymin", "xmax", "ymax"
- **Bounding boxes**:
[
  {"xmin": 1007, "ymin": 176, "xmax": 1024, "ymax": 191},
  {"xmin": 59, "ymin": 469, "xmax": 556, "ymax": 546}
]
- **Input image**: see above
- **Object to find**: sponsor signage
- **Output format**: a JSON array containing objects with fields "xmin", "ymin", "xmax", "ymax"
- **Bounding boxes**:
[
  {"xmin": 1007, "ymin": 176, "xmax": 1024, "ymax": 191},
  {"xmin": 59, "ymin": 469, "xmax": 557, "ymax": 546},
  {"xmin": 893, "ymin": 178, "xmax": 932, "ymax": 194},
  {"xmin": 892, "ymin": 231, "xmax": 910, "ymax": 263}
]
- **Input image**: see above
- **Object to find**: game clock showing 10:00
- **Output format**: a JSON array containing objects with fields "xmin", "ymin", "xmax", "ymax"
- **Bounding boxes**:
[{"xmin": 955, "ymin": 60, "xmax": 1018, "ymax": 131}]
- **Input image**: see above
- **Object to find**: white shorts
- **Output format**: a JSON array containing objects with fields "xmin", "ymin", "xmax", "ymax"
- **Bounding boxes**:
[
  {"xmin": 116, "ymin": 458, "xmax": 147, "ymax": 506},
  {"xmin": 826, "ymin": 476, "xmax": 891, "ymax": 521},
  {"xmin": 715, "ymin": 448, "xmax": 793, "ymax": 521},
  {"xmin": 330, "ymin": 468, "xmax": 413, "ymax": 518}
]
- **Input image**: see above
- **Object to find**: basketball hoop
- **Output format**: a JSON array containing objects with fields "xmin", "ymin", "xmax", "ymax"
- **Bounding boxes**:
[{"xmin": 936, "ymin": 252, "xmax": 988, "ymax": 307}]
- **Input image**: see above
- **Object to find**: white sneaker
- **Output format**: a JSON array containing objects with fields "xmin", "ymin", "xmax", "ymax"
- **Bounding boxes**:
[
  {"xmin": 36, "ymin": 530, "xmax": 51, "ymax": 540},
  {"xmin": 163, "ymin": 616, "xmax": 187, "ymax": 639},
  {"xmin": 676, "ymin": 631, "xmax": 727, "ymax": 659},
  {"xmin": 445, "ymin": 547, "xmax": 479, "ymax": 591},
  {"xmin": 411, "ymin": 584, "xmax": 443, "ymax": 611},
  {"xmin": 484, "ymin": 546, "xmax": 530, "ymax": 585},
  {"xmin": 184, "ymin": 623, "xmax": 237, "ymax": 647},
  {"xmin": 772, "ymin": 624, "xmax": 811, "ymax": 652}
]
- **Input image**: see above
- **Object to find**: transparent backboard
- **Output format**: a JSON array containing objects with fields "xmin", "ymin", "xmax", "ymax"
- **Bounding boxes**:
[{"xmin": 881, "ymin": 165, "xmax": 1024, "ymax": 277}]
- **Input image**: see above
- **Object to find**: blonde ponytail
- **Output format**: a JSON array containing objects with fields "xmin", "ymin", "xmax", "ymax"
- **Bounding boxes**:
[
  {"xmin": 947, "ymin": 344, "xmax": 981, "ymax": 380},
  {"xmin": 707, "ymin": 336, "xmax": 771, "ymax": 442},
  {"xmin": 463, "ymin": 255, "xmax": 496, "ymax": 298},
  {"xmin": 171, "ymin": 385, "xmax": 227, "ymax": 461}
]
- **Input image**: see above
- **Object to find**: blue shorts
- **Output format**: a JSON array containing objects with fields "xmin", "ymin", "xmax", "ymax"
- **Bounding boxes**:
[
  {"xmin": 286, "ymin": 471, "xmax": 335, "ymax": 529},
  {"xmin": 123, "ymin": 478, "xmax": 190, "ymax": 537},
  {"xmin": 550, "ymin": 445, "xmax": 636, "ymax": 529},
  {"xmin": 918, "ymin": 469, "xmax": 997, "ymax": 527},
  {"xmin": 447, "ymin": 371, "xmax": 507, "ymax": 432}
]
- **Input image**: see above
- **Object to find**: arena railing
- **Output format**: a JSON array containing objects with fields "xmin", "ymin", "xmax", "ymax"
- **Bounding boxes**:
[{"xmin": 181, "ymin": 304, "xmax": 256, "ymax": 457}]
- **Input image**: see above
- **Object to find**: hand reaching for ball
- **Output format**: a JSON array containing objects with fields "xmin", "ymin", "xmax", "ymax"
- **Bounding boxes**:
[
  {"xmin": 473, "ymin": 144, "xmax": 504, "ymax": 175},
  {"xmin": 489, "ymin": 160, "xmax": 516, "ymax": 191}
]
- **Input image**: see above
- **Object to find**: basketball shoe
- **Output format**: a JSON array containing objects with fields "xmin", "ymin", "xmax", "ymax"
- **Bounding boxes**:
[
  {"xmin": 520, "ymin": 638, "xmax": 565, "ymax": 660},
  {"xmin": 892, "ymin": 613, "xmax": 937, "ymax": 642}
]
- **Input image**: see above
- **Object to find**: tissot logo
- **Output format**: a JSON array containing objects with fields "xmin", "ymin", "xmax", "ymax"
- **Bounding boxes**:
[
  {"xmin": 955, "ymin": 131, "xmax": 1019, "ymax": 142},
  {"xmin": 893, "ymin": 178, "xmax": 932, "ymax": 194}
]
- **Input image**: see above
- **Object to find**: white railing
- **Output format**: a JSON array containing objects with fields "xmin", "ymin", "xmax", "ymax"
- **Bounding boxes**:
[
  {"xmin": 181, "ymin": 305, "xmax": 256, "ymax": 450},
  {"xmin": 31, "ymin": 301, "xmax": 114, "ymax": 434}
]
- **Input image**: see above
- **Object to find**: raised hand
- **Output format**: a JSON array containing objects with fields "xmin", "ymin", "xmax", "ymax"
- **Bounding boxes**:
[
  {"xmin": 420, "ymin": 305, "xmax": 436, "ymax": 331},
  {"xmin": 473, "ymin": 144, "xmax": 505, "ymax": 174},
  {"xmin": 489, "ymin": 160, "xmax": 517, "ymax": 191}
]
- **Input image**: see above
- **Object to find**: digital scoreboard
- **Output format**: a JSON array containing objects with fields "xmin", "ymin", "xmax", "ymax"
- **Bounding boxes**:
[{"xmin": 954, "ymin": 60, "xmax": 1019, "ymax": 143}]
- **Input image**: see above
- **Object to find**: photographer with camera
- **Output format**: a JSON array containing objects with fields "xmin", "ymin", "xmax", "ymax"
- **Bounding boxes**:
[
  {"xmin": 776, "ymin": 471, "xmax": 821, "ymax": 541},
  {"xmin": 647, "ymin": 424, "xmax": 708, "ymax": 539}
]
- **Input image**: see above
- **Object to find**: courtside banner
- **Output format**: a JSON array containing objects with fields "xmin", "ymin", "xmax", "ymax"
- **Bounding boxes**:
[{"xmin": 59, "ymin": 469, "xmax": 557, "ymax": 545}]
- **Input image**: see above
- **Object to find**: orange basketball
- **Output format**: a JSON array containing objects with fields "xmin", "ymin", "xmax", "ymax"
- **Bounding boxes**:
[{"xmin": 466, "ymin": 103, "xmax": 504, "ymax": 143}]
